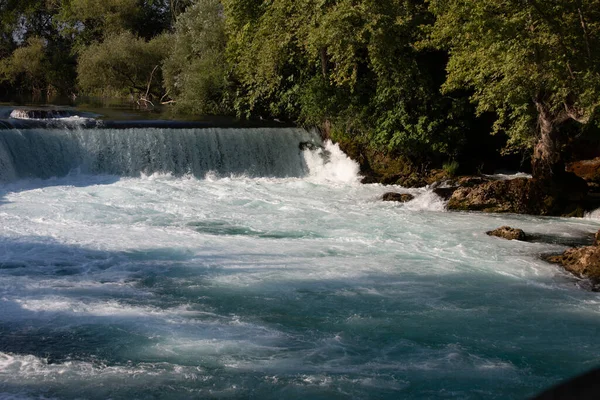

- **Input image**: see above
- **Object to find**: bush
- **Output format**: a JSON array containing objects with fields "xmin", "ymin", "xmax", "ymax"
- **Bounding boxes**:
[{"xmin": 443, "ymin": 160, "xmax": 460, "ymax": 177}]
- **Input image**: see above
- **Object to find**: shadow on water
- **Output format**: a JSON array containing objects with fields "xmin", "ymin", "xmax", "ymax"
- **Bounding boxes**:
[
  {"xmin": 0, "ymin": 175, "xmax": 121, "ymax": 206},
  {"xmin": 1, "ymin": 236, "xmax": 600, "ymax": 399}
]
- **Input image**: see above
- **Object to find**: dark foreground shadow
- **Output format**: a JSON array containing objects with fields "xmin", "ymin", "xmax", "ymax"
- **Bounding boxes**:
[
  {"xmin": 532, "ymin": 367, "xmax": 600, "ymax": 399},
  {"xmin": 1, "ymin": 236, "xmax": 600, "ymax": 399}
]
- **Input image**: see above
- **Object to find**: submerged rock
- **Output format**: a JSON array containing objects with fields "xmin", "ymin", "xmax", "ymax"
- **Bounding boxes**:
[
  {"xmin": 382, "ymin": 192, "xmax": 414, "ymax": 203},
  {"xmin": 486, "ymin": 226, "xmax": 527, "ymax": 241}
]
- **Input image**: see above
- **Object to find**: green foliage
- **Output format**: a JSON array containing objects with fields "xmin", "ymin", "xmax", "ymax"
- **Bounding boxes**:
[
  {"xmin": 3, "ymin": 0, "xmax": 598, "ymax": 181},
  {"xmin": 0, "ymin": 37, "xmax": 48, "ymax": 93},
  {"xmin": 163, "ymin": 0, "xmax": 232, "ymax": 114},
  {"xmin": 77, "ymin": 31, "xmax": 170, "ymax": 99},
  {"xmin": 222, "ymin": 0, "xmax": 472, "ymax": 161},
  {"xmin": 429, "ymin": 0, "xmax": 600, "ymax": 151},
  {"xmin": 58, "ymin": 0, "xmax": 173, "ymax": 50},
  {"xmin": 442, "ymin": 160, "xmax": 459, "ymax": 177}
]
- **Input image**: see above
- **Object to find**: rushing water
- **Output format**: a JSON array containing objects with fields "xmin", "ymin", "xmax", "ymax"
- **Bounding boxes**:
[{"xmin": 0, "ymin": 124, "xmax": 600, "ymax": 399}]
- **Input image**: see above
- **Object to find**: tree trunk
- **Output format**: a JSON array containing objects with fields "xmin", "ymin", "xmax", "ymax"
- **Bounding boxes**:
[
  {"xmin": 320, "ymin": 47, "xmax": 328, "ymax": 78},
  {"xmin": 530, "ymin": 101, "xmax": 589, "ymax": 215},
  {"xmin": 531, "ymin": 102, "xmax": 563, "ymax": 182}
]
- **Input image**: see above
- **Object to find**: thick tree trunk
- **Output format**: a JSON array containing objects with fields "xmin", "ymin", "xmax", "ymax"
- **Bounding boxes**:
[
  {"xmin": 531, "ymin": 102, "xmax": 563, "ymax": 182},
  {"xmin": 530, "ymin": 101, "xmax": 589, "ymax": 214}
]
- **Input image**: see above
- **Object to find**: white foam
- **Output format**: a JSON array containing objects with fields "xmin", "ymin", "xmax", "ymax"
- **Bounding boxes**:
[
  {"xmin": 0, "ymin": 352, "xmax": 204, "ymax": 384},
  {"xmin": 484, "ymin": 172, "xmax": 532, "ymax": 180},
  {"xmin": 303, "ymin": 141, "xmax": 361, "ymax": 184},
  {"xmin": 12, "ymin": 298, "xmax": 195, "ymax": 319},
  {"xmin": 1, "ymin": 159, "xmax": 600, "ymax": 398},
  {"xmin": 403, "ymin": 190, "xmax": 448, "ymax": 212},
  {"xmin": 584, "ymin": 208, "xmax": 600, "ymax": 220}
]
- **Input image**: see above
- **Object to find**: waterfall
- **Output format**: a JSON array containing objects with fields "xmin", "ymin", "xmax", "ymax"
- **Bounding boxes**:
[{"xmin": 0, "ymin": 127, "xmax": 321, "ymax": 182}]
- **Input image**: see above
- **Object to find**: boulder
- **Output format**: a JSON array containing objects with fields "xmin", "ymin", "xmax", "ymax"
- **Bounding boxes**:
[
  {"xmin": 433, "ymin": 187, "xmax": 457, "ymax": 200},
  {"xmin": 382, "ymin": 192, "xmax": 414, "ymax": 203},
  {"xmin": 448, "ymin": 178, "xmax": 533, "ymax": 214},
  {"xmin": 567, "ymin": 158, "xmax": 600, "ymax": 187},
  {"xmin": 545, "ymin": 246, "xmax": 600, "ymax": 289},
  {"xmin": 486, "ymin": 226, "xmax": 527, "ymax": 241},
  {"xmin": 456, "ymin": 176, "xmax": 491, "ymax": 187},
  {"xmin": 595, "ymin": 229, "xmax": 600, "ymax": 247},
  {"xmin": 447, "ymin": 176, "xmax": 589, "ymax": 217}
]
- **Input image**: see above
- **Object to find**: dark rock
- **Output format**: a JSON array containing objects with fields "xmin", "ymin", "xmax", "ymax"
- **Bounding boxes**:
[
  {"xmin": 433, "ymin": 187, "xmax": 457, "ymax": 200},
  {"xmin": 382, "ymin": 192, "xmax": 414, "ymax": 203},
  {"xmin": 456, "ymin": 176, "xmax": 491, "ymax": 187},
  {"xmin": 447, "ymin": 176, "xmax": 590, "ymax": 217},
  {"xmin": 567, "ymin": 158, "xmax": 600, "ymax": 186},
  {"xmin": 594, "ymin": 229, "xmax": 600, "ymax": 247},
  {"xmin": 425, "ymin": 169, "xmax": 452, "ymax": 185},
  {"xmin": 544, "ymin": 245, "xmax": 600, "ymax": 290},
  {"xmin": 448, "ymin": 178, "xmax": 533, "ymax": 214},
  {"xmin": 10, "ymin": 108, "xmax": 72, "ymax": 119},
  {"xmin": 299, "ymin": 141, "xmax": 322, "ymax": 151},
  {"xmin": 360, "ymin": 175, "xmax": 380, "ymax": 184},
  {"xmin": 486, "ymin": 226, "xmax": 527, "ymax": 241}
]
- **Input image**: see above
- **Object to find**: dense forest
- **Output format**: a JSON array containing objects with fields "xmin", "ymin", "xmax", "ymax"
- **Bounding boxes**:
[{"xmin": 2, "ymin": 0, "xmax": 600, "ymax": 186}]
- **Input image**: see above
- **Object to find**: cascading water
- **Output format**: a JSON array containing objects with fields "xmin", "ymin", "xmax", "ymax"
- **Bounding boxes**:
[
  {"xmin": 0, "ymin": 127, "xmax": 319, "ymax": 181},
  {"xmin": 0, "ymin": 123, "xmax": 599, "ymax": 400}
]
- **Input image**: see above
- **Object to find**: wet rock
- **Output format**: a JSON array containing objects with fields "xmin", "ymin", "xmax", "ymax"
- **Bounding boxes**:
[
  {"xmin": 360, "ymin": 175, "xmax": 380, "ymax": 184},
  {"xmin": 447, "ymin": 176, "xmax": 589, "ymax": 217},
  {"xmin": 299, "ymin": 141, "xmax": 322, "ymax": 151},
  {"xmin": 486, "ymin": 226, "xmax": 527, "ymax": 241},
  {"xmin": 10, "ymin": 108, "xmax": 72, "ymax": 119},
  {"xmin": 382, "ymin": 192, "xmax": 414, "ymax": 203},
  {"xmin": 432, "ymin": 187, "xmax": 457, "ymax": 200},
  {"xmin": 544, "ymin": 245, "xmax": 600, "ymax": 290},
  {"xmin": 594, "ymin": 229, "xmax": 600, "ymax": 246},
  {"xmin": 567, "ymin": 158, "xmax": 600, "ymax": 189},
  {"xmin": 456, "ymin": 176, "xmax": 491, "ymax": 187},
  {"xmin": 448, "ymin": 178, "xmax": 533, "ymax": 214}
]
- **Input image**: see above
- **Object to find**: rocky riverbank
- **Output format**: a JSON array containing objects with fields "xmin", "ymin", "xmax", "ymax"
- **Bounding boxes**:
[
  {"xmin": 485, "ymin": 225, "xmax": 600, "ymax": 291},
  {"xmin": 543, "ymin": 230, "xmax": 600, "ymax": 291},
  {"xmin": 336, "ymin": 136, "xmax": 600, "ymax": 217}
]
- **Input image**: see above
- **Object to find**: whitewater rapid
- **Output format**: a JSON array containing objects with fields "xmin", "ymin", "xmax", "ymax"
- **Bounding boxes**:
[{"xmin": 0, "ymin": 127, "xmax": 599, "ymax": 399}]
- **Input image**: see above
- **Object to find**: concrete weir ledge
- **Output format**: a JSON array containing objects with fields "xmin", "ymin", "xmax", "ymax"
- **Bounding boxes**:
[{"xmin": 1, "ymin": 107, "xmax": 293, "ymax": 130}]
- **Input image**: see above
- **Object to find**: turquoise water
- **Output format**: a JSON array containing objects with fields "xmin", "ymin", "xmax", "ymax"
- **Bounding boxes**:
[{"xmin": 0, "ymin": 127, "xmax": 599, "ymax": 399}]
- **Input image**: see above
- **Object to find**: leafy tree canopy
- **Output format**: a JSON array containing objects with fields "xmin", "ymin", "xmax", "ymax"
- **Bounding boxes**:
[
  {"xmin": 222, "ymin": 0, "xmax": 471, "ymax": 160},
  {"xmin": 429, "ymin": 0, "xmax": 600, "ymax": 178},
  {"xmin": 163, "ymin": 0, "xmax": 232, "ymax": 114},
  {"xmin": 77, "ymin": 31, "xmax": 171, "ymax": 101}
]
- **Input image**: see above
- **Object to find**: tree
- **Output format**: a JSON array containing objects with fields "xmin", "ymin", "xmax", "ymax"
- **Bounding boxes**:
[
  {"xmin": 77, "ymin": 31, "xmax": 171, "ymax": 103},
  {"xmin": 0, "ymin": 37, "xmax": 49, "ymax": 97},
  {"xmin": 162, "ymin": 0, "xmax": 232, "ymax": 114},
  {"xmin": 222, "ymin": 0, "xmax": 471, "ymax": 161},
  {"xmin": 429, "ymin": 0, "xmax": 600, "ymax": 182},
  {"xmin": 0, "ymin": 0, "xmax": 77, "ymax": 98}
]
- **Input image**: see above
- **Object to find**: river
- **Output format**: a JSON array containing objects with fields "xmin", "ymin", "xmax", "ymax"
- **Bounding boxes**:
[{"xmin": 0, "ymin": 119, "xmax": 599, "ymax": 399}]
